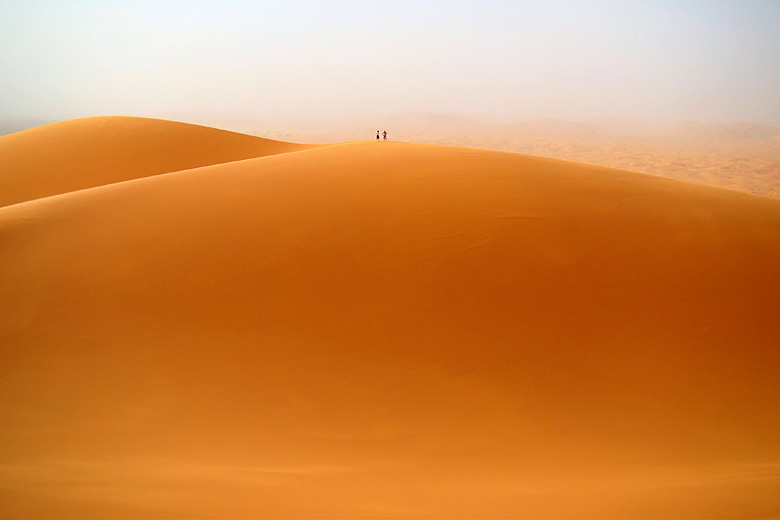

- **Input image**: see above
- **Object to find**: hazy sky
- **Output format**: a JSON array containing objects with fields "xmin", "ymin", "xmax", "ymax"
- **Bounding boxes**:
[{"xmin": 2, "ymin": 0, "xmax": 780, "ymax": 125}]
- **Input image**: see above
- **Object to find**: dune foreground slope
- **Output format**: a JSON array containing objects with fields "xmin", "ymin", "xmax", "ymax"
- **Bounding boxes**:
[
  {"xmin": 0, "ymin": 116, "xmax": 312, "ymax": 207},
  {"xmin": 1, "ymin": 125, "xmax": 780, "ymax": 518}
]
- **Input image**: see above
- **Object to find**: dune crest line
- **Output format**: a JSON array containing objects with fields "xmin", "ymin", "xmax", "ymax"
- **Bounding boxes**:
[{"xmin": 0, "ymin": 116, "xmax": 314, "ymax": 208}]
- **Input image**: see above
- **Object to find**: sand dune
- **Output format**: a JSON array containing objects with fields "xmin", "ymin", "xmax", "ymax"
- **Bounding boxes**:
[
  {"xmin": 243, "ymin": 114, "xmax": 780, "ymax": 199},
  {"xmin": 1, "ymin": 122, "xmax": 780, "ymax": 518},
  {"xmin": 0, "ymin": 116, "xmax": 312, "ymax": 208}
]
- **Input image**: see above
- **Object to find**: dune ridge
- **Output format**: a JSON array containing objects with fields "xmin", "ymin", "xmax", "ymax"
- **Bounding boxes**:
[
  {"xmin": 0, "ymin": 116, "xmax": 313, "ymax": 208},
  {"xmin": 1, "ymin": 121, "xmax": 780, "ymax": 518},
  {"xmin": 244, "ymin": 113, "xmax": 780, "ymax": 199}
]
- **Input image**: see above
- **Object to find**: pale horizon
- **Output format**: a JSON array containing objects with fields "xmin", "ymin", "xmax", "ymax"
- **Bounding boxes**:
[{"xmin": 2, "ymin": 1, "xmax": 780, "ymax": 126}]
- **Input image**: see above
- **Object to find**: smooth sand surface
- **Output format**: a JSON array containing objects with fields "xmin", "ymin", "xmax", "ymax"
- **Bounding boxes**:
[
  {"xmin": 251, "ymin": 114, "xmax": 780, "ymax": 199},
  {"xmin": 0, "ymin": 116, "xmax": 312, "ymax": 208},
  {"xmin": 1, "ymin": 118, "xmax": 780, "ymax": 518}
]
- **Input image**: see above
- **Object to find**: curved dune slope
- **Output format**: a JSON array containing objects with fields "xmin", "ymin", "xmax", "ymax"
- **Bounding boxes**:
[
  {"xmin": 0, "ymin": 116, "xmax": 311, "ymax": 207},
  {"xmin": 1, "ymin": 141, "xmax": 780, "ymax": 518}
]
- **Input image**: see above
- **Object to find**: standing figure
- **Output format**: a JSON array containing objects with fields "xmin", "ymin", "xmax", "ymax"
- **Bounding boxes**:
[
  {"xmin": 376, "ymin": 130, "xmax": 380, "ymax": 140},
  {"xmin": 382, "ymin": 130, "xmax": 387, "ymax": 141}
]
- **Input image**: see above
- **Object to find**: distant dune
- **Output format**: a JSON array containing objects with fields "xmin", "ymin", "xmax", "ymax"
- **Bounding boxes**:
[
  {"xmin": 0, "ymin": 116, "xmax": 312, "ymax": 208},
  {"xmin": 241, "ymin": 113, "xmax": 780, "ymax": 199},
  {"xmin": 1, "ymin": 119, "xmax": 779, "ymax": 518}
]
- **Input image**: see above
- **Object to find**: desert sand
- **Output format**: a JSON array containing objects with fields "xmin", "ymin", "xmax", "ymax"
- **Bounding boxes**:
[
  {"xmin": 244, "ymin": 113, "xmax": 780, "ymax": 199},
  {"xmin": 0, "ymin": 116, "xmax": 312, "ymax": 208},
  {"xmin": 1, "ymin": 117, "xmax": 780, "ymax": 518}
]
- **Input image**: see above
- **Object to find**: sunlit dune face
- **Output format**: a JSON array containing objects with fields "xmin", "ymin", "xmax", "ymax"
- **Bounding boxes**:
[
  {"xmin": 0, "ymin": 116, "xmax": 313, "ymax": 208},
  {"xmin": 1, "ymin": 118, "xmax": 779, "ymax": 518}
]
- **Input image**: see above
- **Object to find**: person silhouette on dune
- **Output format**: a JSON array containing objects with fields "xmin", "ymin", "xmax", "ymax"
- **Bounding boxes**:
[
  {"xmin": 376, "ymin": 130, "xmax": 380, "ymax": 140},
  {"xmin": 382, "ymin": 130, "xmax": 387, "ymax": 141}
]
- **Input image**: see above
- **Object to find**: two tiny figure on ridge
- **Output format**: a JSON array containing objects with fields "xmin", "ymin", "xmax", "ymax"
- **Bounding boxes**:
[{"xmin": 376, "ymin": 130, "xmax": 387, "ymax": 141}]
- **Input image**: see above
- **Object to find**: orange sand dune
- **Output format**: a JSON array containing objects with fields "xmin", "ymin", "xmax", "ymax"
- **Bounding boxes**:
[
  {"xmin": 251, "ymin": 114, "xmax": 780, "ymax": 199},
  {"xmin": 1, "ymin": 129, "xmax": 780, "ymax": 518},
  {"xmin": 0, "ymin": 116, "xmax": 312, "ymax": 208}
]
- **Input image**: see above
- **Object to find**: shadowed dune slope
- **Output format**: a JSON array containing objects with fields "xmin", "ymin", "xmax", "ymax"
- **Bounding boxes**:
[
  {"xmin": 2, "ymin": 140, "xmax": 780, "ymax": 518},
  {"xmin": 0, "ymin": 116, "xmax": 312, "ymax": 207}
]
